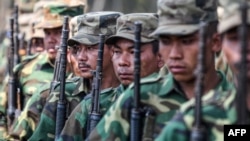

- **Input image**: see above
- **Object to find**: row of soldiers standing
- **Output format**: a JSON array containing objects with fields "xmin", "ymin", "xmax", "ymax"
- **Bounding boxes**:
[{"xmin": 0, "ymin": 0, "xmax": 248, "ymax": 140}]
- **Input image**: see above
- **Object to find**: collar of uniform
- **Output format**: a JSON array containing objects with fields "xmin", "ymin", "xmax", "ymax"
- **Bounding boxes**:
[
  {"xmin": 84, "ymin": 87, "xmax": 115, "ymax": 100},
  {"xmin": 127, "ymin": 72, "xmax": 162, "ymax": 90},
  {"xmin": 214, "ymin": 71, "xmax": 235, "ymax": 91},
  {"xmin": 157, "ymin": 73, "xmax": 187, "ymax": 98},
  {"xmin": 35, "ymin": 53, "xmax": 55, "ymax": 70},
  {"xmin": 71, "ymin": 77, "xmax": 90, "ymax": 96}
]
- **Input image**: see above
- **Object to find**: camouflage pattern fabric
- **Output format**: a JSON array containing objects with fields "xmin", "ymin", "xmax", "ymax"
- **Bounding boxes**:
[
  {"xmin": 0, "ymin": 37, "xmax": 9, "ymax": 89},
  {"xmin": 7, "ymin": 82, "xmax": 51, "ymax": 141},
  {"xmin": 218, "ymin": 0, "xmax": 250, "ymax": 34},
  {"xmin": 28, "ymin": 76, "xmax": 88, "ymax": 141},
  {"xmin": 150, "ymin": 0, "xmax": 218, "ymax": 36},
  {"xmin": 87, "ymin": 71, "xmax": 233, "ymax": 141},
  {"xmin": 67, "ymin": 11, "xmax": 123, "ymax": 46},
  {"xmin": 215, "ymin": 51, "xmax": 234, "ymax": 83},
  {"xmin": 58, "ymin": 84, "xmax": 125, "ymax": 141},
  {"xmin": 15, "ymin": 52, "xmax": 54, "ymax": 105},
  {"xmin": 155, "ymin": 88, "xmax": 236, "ymax": 141},
  {"xmin": 7, "ymin": 76, "xmax": 87, "ymax": 140},
  {"xmin": 0, "ymin": 52, "xmax": 54, "ymax": 139}
]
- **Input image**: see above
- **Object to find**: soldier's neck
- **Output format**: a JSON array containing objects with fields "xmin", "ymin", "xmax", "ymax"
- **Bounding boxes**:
[{"xmin": 180, "ymin": 70, "xmax": 220, "ymax": 100}]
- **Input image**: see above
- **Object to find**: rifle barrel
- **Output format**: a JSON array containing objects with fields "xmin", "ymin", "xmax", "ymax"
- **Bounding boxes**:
[
  {"xmin": 130, "ymin": 21, "xmax": 142, "ymax": 141},
  {"xmin": 7, "ymin": 17, "xmax": 17, "ymax": 126},
  {"xmin": 87, "ymin": 34, "xmax": 105, "ymax": 136},
  {"xmin": 55, "ymin": 16, "xmax": 69, "ymax": 140},
  {"xmin": 236, "ymin": 1, "xmax": 248, "ymax": 125}
]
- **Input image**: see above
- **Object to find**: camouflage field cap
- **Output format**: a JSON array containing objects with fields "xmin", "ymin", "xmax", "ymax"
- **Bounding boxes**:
[
  {"xmin": 106, "ymin": 13, "xmax": 158, "ymax": 44},
  {"xmin": 68, "ymin": 11, "xmax": 123, "ymax": 46},
  {"xmin": 31, "ymin": 28, "xmax": 45, "ymax": 39},
  {"xmin": 218, "ymin": 0, "xmax": 250, "ymax": 33},
  {"xmin": 151, "ymin": 0, "xmax": 218, "ymax": 36},
  {"xmin": 35, "ymin": 1, "xmax": 84, "ymax": 29}
]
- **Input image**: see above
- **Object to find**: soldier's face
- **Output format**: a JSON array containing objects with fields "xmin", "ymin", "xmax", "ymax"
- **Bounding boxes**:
[
  {"xmin": 31, "ymin": 38, "xmax": 44, "ymax": 54},
  {"xmin": 112, "ymin": 38, "xmax": 161, "ymax": 86},
  {"xmin": 159, "ymin": 33, "xmax": 200, "ymax": 82},
  {"xmin": 222, "ymin": 27, "xmax": 250, "ymax": 79},
  {"xmin": 43, "ymin": 27, "xmax": 62, "ymax": 61},
  {"xmin": 74, "ymin": 43, "xmax": 99, "ymax": 78}
]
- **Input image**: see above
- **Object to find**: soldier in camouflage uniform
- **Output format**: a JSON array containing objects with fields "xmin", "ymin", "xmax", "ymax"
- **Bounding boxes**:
[
  {"xmin": 28, "ymin": 11, "xmax": 123, "ymax": 141},
  {"xmin": 58, "ymin": 13, "xmax": 164, "ymax": 141},
  {"xmin": 87, "ymin": 0, "xmax": 234, "ymax": 140},
  {"xmin": 218, "ymin": 0, "xmax": 250, "ymax": 125},
  {"xmin": 155, "ymin": 0, "xmax": 250, "ymax": 140},
  {"xmin": 5, "ymin": 3, "xmax": 85, "ymax": 140}
]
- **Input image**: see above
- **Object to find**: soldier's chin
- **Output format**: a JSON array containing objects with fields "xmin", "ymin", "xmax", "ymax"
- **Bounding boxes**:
[
  {"xmin": 121, "ymin": 80, "xmax": 133, "ymax": 86},
  {"xmin": 48, "ymin": 53, "xmax": 57, "ymax": 61},
  {"xmin": 80, "ymin": 72, "xmax": 93, "ymax": 79}
]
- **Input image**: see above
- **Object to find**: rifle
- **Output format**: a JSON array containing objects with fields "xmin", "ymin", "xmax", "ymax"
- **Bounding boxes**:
[
  {"xmin": 13, "ymin": 5, "xmax": 21, "ymax": 66},
  {"xmin": 7, "ymin": 17, "xmax": 17, "ymax": 126},
  {"xmin": 55, "ymin": 16, "xmax": 69, "ymax": 140},
  {"xmin": 49, "ymin": 45, "xmax": 62, "ymax": 94},
  {"xmin": 87, "ymin": 34, "xmax": 105, "ymax": 137},
  {"xmin": 190, "ymin": 10, "xmax": 208, "ymax": 141},
  {"xmin": 236, "ymin": 0, "xmax": 248, "ymax": 125},
  {"xmin": 130, "ymin": 21, "xmax": 142, "ymax": 141}
]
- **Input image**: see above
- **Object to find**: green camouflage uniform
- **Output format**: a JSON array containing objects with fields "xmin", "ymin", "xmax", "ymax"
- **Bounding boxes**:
[
  {"xmin": 215, "ymin": 51, "xmax": 234, "ymax": 84},
  {"xmin": 154, "ymin": 0, "xmax": 238, "ymax": 141},
  {"xmin": 87, "ymin": 71, "xmax": 232, "ymax": 141},
  {"xmin": 87, "ymin": 2, "xmax": 233, "ymax": 139},
  {"xmin": 15, "ymin": 53, "xmax": 54, "ymax": 105},
  {"xmin": 218, "ymin": 0, "xmax": 250, "ymax": 123},
  {"xmin": 58, "ymin": 84, "xmax": 125, "ymax": 141},
  {"xmin": 0, "ymin": 52, "xmax": 54, "ymax": 140},
  {"xmin": 2, "ymin": 3, "xmax": 85, "ymax": 140},
  {"xmin": 7, "ymin": 75, "xmax": 87, "ymax": 140},
  {"xmin": 28, "ymin": 11, "xmax": 123, "ymax": 141},
  {"xmin": 59, "ymin": 12, "xmax": 160, "ymax": 141},
  {"xmin": 155, "ymin": 89, "xmax": 236, "ymax": 141}
]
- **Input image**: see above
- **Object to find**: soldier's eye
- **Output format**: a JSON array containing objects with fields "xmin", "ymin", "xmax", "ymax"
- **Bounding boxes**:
[
  {"xmin": 160, "ymin": 38, "xmax": 171, "ymax": 45},
  {"xmin": 227, "ymin": 33, "xmax": 239, "ymax": 42},
  {"xmin": 182, "ymin": 37, "xmax": 196, "ymax": 45},
  {"xmin": 113, "ymin": 49, "xmax": 121, "ymax": 55}
]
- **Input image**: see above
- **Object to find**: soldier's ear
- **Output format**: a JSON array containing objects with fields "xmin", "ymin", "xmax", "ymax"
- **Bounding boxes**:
[
  {"xmin": 211, "ymin": 33, "xmax": 222, "ymax": 53},
  {"xmin": 67, "ymin": 49, "xmax": 72, "ymax": 64}
]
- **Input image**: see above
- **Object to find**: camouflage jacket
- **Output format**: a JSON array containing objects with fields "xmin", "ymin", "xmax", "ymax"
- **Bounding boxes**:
[
  {"xmin": 15, "ymin": 53, "xmax": 54, "ymax": 105},
  {"xmin": 28, "ymin": 77, "xmax": 90, "ymax": 141},
  {"xmin": 8, "ymin": 76, "xmax": 87, "ymax": 141},
  {"xmin": 0, "ymin": 52, "xmax": 53, "ymax": 139},
  {"xmin": 87, "ymin": 71, "xmax": 233, "ymax": 141},
  {"xmin": 58, "ymin": 84, "xmax": 125, "ymax": 141},
  {"xmin": 155, "ymin": 88, "xmax": 236, "ymax": 141}
]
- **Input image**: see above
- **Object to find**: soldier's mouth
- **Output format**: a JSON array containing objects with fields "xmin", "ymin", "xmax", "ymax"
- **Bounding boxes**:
[
  {"xmin": 118, "ymin": 73, "xmax": 133, "ymax": 80},
  {"xmin": 48, "ymin": 48, "xmax": 56, "ymax": 53}
]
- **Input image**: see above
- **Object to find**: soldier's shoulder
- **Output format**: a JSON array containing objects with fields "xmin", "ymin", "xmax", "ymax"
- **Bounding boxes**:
[
  {"xmin": 13, "ymin": 54, "xmax": 40, "ymax": 73},
  {"xmin": 128, "ymin": 72, "xmax": 165, "ymax": 89},
  {"xmin": 180, "ymin": 89, "xmax": 236, "ymax": 114}
]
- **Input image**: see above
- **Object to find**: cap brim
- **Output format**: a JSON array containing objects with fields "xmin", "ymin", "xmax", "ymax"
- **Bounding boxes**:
[
  {"xmin": 106, "ymin": 32, "xmax": 155, "ymax": 44},
  {"xmin": 68, "ymin": 32, "xmax": 99, "ymax": 46},
  {"xmin": 150, "ymin": 24, "xmax": 199, "ymax": 37},
  {"xmin": 218, "ymin": 12, "xmax": 242, "ymax": 34},
  {"xmin": 35, "ymin": 21, "xmax": 63, "ymax": 29}
]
